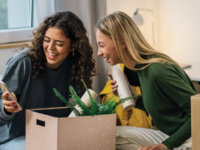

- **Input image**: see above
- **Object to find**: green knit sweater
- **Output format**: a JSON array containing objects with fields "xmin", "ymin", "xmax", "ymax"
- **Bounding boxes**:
[{"xmin": 135, "ymin": 62, "xmax": 196, "ymax": 149}]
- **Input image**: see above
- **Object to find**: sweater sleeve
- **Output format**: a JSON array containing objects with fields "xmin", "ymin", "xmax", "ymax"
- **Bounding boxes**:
[
  {"xmin": 0, "ymin": 53, "xmax": 30, "ymax": 126},
  {"xmin": 156, "ymin": 66, "xmax": 196, "ymax": 149}
]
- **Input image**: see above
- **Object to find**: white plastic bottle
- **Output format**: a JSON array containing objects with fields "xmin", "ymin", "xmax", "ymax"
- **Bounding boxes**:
[{"xmin": 108, "ymin": 63, "xmax": 135, "ymax": 111}]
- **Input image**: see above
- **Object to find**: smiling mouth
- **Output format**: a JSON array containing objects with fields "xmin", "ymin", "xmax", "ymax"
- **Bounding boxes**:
[
  {"xmin": 48, "ymin": 52, "xmax": 58, "ymax": 57},
  {"xmin": 103, "ymin": 58, "xmax": 110, "ymax": 63},
  {"xmin": 47, "ymin": 52, "xmax": 59, "ymax": 59}
]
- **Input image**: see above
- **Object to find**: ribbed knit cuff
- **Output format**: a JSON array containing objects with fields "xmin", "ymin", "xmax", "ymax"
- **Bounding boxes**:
[
  {"xmin": 162, "ymin": 140, "xmax": 174, "ymax": 150},
  {"xmin": 1, "ymin": 103, "xmax": 14, "ymax": 120}
]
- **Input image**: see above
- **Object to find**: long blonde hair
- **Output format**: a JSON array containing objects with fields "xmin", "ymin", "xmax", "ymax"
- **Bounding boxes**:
[{"xmin": 96, "ymin": 11, "xmax": 180, "ymax": 70}]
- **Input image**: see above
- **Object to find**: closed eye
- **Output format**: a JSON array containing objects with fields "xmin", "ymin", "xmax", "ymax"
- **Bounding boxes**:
[
  {"xmin": 57, "ymin": 44, "xmax": 63, "ymax": 46},
  {"xmin": 44, "ymin": 39, "xmax": 50, "ymax": 42}
]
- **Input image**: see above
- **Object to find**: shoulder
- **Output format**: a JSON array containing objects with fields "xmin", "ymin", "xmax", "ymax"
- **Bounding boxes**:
[
  {"xmin": 147, "ymin": 62, "xmax": 178, "ymax": 80},
  {"xmin": 6, "ymin": 48, "xmax": 31, "ymax": 68},
  {"xmin": 3, "ymin": 48, "xmax": 32, "ymax": 77},
  {"xmin": 148, "ymin": 62, "xmax": 166, "ymax": 74}
]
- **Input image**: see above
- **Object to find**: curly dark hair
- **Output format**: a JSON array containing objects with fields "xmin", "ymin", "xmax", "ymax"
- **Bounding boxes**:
[{"xmin": 29, "ymin": 11, "xmax": 96, "ymax": 92}]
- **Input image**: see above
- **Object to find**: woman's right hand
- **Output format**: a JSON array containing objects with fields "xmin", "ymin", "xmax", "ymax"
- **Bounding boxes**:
[
  {"xmin": 109, "ymin": 74, "xmax": 119, "ymax": 96},
  {"xmin": 108, "ymin": 73, "xmax": 138, "ymax": 102},
  {"xmin": 2, "ymin": 92, "xmax": 20, "ymax": 114}
]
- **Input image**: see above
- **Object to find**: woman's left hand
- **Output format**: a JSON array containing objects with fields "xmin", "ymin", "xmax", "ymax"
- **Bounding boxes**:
[{"xmin": 137, "ymin": 144, "xmax": 169, "ymax": 150}]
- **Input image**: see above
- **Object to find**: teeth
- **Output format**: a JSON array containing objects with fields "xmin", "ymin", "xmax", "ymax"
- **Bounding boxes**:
[{"xmin": 48, "ymin": 52, "xmax": 58, "ymax": 56}]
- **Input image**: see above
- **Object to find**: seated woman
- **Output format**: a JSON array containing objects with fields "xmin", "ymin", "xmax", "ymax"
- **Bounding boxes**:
[
  {"xmin": 0, "ymin": 11, "xmax": 96, "ymax": 149},
  {"xmin": 95, "ymin": 11, "xmax": 196, "ymax": 150}
]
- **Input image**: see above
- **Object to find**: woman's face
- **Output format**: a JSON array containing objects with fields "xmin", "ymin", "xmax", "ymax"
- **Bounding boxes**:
[
  {"xmin": 96, "ymin": 29, "xmax": 121, "ymax": 66},
  {"xmin": 43, "ymin": 27, "xmax": 72, "ymax": 70}
]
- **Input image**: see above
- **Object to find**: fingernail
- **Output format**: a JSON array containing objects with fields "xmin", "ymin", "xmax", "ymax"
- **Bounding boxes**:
[
  {"xmin": 12, "ymin": 102, "xmax": 16, "ymax": 104},
  {"xmin": 6, "ymin": 93, "xmax": 9, "ymax": 95},
  {"xmin": 15, "ymin": 106, "xmax": 18, "ymax": 109}
]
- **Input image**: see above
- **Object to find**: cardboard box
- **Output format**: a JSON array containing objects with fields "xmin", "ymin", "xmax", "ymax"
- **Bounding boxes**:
[
  {"xmin": 26, "ymin": 107, "xmax": 116, "ymax": 150},
  {"xmin": 191, "ymin": 94, "xmax": 200, "ymax": 150}
]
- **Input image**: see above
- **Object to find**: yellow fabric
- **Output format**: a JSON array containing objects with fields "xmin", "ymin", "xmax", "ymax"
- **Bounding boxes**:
[{"xmin": 100, "ymin": 64, "xmax": 152, "ymax": 129}]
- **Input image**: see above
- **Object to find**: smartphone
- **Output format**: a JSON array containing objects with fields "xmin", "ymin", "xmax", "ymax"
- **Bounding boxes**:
[{"xmin": 0, "ymin": 81, "xmax": 22, "ymax": 110}]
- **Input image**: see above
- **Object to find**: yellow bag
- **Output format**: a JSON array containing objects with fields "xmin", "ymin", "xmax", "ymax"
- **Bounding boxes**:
[{"xmin": 100, "ymin": 64, "xmax": 152, "ymax": 129}]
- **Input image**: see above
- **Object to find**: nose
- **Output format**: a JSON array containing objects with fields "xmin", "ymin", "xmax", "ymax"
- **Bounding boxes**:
[
  {"xmin": 48, "ymin": 41, "xmax": 55, "ymax": 50},
  {"xmin": 97, "ymin": 48, "xmax": 103, "ymax": 56}
]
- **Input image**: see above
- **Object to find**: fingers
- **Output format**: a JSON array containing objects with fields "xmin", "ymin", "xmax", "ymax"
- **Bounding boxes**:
[
  {"xmin": 109, "ymin": 75, "xmax": 117, "ymax": 88},
  {"xmin": 2, "ymin": 99, "xmax": 16, "ymax": 106},
  {"xmin": 3, "ymin": 100, "xmax": 20, "ymax": 113},
  {"xmin": 137, "ymin": 146, "xmax": 153, "ymax": 150},
  {"xmin": 112, "ymin": 85, "xmax": 119, "ymax": 96},
  {"xmin": 137, "ymin": 145, "xmax": 166, "ymax": 150},
  {"xmin": 4, "ymin": 105, "xmax": 20, "ymax": 113},
  {"xmin": 2, "ymin": 92, "xmax": 9, "ymax": 101},
  {"xmin": 149, "ymin": 147, "xmax": 156, "ymax": 150},
  {"xmin": 108, "ymin": 74, "xmax": 119, "ymax": 96},
  {"xmin": 112, "ymin": 84, "xmax": 118, "ymax": 89},
  {"xmin": 137, "ymin": 147, "xmax": 143, "ymax": 150},
  {"xmin": 110, "ymin": 79, "xmax": 117, "ymax": 86},
  {"xmin": 2, "ymin": 92, "xmax": 17, "ymax": 101},
  {"xmin": 2, "ymin": 92, "xmax": 20, "ymax": 113}
]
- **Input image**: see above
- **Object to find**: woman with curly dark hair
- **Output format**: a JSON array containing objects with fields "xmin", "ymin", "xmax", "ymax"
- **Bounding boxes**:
[{"xmin": 0, "ymin": 11, "xmax": 96, "ymax": 149}]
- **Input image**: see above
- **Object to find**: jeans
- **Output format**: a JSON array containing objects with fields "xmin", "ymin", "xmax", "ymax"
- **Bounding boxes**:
[{"xmin": 0, "ymin": 136, "xmax": 25, "ymax": 150}]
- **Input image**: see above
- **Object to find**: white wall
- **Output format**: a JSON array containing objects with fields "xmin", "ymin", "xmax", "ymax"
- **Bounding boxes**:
[
  {"xmin": 106, "ymin": 0, "xmax": 159, "ymax": 50},
  {"xmin": 107, "ymin": 0, "xmax": 200, "ymax": 64},
  {"xmin": 0, "ymin": 49, "xmax": 16, "ymax": 75},
  {"xmin": 155, "ymin": 0, "xmax": 200, "ymax": 64}
]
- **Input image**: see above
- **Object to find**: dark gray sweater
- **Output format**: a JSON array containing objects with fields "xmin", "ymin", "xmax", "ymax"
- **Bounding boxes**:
[{"xmin": 0, "ymin": 48, "xmax": 78, "ymax": 144}]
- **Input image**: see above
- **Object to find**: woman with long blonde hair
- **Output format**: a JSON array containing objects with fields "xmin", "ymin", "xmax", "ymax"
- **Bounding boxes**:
[{"xmin": 96, "ymin": 11, "xmax": 196, "ymax": 150}]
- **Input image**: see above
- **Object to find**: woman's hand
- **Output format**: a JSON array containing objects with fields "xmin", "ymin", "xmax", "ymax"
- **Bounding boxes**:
[
  {"xmin": 137, "ymin": 144, "xmax": 169, "ymax": 150},
  {"xmin": 109, "ymin": 74, "xmax": 119, "ymax": 96},
  {"xmin": 108, "ymin": 73, "xmax": 138, "ymax": 102},
  {"xmin": 2, "ymin": 92, "xmax": 21, "ymax": 114}
]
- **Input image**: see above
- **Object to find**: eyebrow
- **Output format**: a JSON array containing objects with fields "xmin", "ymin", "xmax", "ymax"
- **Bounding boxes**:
[
  {"xmin": 44, "ymin": 36, "xmax": 65, "ymax": 43},
  {"xmin": 98, "ymin": 41, "xmax": 105, "ymax": 45}
]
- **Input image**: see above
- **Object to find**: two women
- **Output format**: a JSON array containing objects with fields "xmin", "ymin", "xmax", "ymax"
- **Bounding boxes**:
[
  {"xmin": 0, "ymin": 11, "xmax": 96, "ymax": 149},
  {"xmin": 96, "ymin": 11, "xmax": 196, "ymax": 150},
  {"xmin": 0, "ymin": 10, "xmax": 195, "ymax": 150}
]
